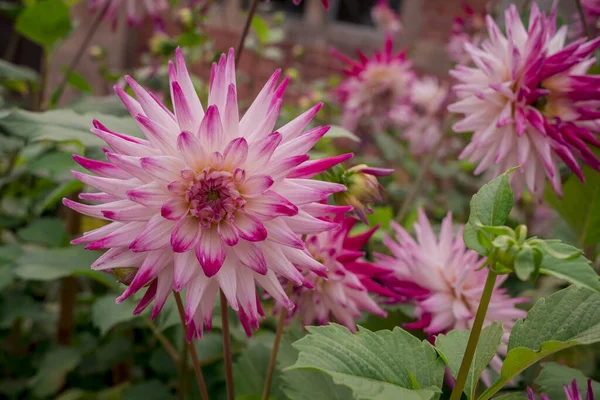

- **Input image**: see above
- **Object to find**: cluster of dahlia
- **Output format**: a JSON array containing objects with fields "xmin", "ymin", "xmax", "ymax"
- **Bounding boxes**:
[
  {"xmin": 66, "ymin": 48, "xmax": 392, "ymax": 338},
  {"xmin": 447, "ymin": 3, "xmax": 486, "ymax": 65},
  {"xmin": 89, "ymin": 0, "xmax": 169, "ymax": 30},
  {"xmin": 333, "ymin": 37, "xmax": 415, "ymax": 137},
  {"xmin": 371, "ymin": 0, "xmax": 402, "ymax": 34},
  {"xmin": 392, "ymin": 76, "xmax": 449, "ymax": 156},
  {"xmin": 529, "ymin": 379, "xmax": 595, "ymax": 400},
  {"xmin": 376, "ymin": 210, "xmax": 528, "ymax": 382},
  {"xmin": 449, "ymin": 4, "xmax": 600, "ymax": 198}
]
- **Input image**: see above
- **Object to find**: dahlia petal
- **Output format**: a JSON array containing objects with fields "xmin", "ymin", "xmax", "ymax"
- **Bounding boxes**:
[
  {"xmin": 288, "ymin": 153, "xmax": 353, "ymax": 179},
  {"xmin": 102, "ymin": 204, "xmax": 157, "ymax": 222},
  {"xmin": 135, "ymin": 114, "xmax": 178, "ymax": 154},
  {"xmin": 239, "ymin": 70, "xmax": 281, "ymax": 135},
  {"xmin": 218, "ymin": 221, "xmax": 240, "ymax": 246},
  {"xmin": 262, "ymin": 220, "xmax": 304, "ymax": 249},
  {"xmin": 171, "ymin": 216, "xmax": 200, "ymax": 252},
  {"xmin": 91, "ymin": 247, "xmax": 146, "ymax": 271},
  {"xmin": 246, "ymin": 191, "xmax": 298, "ymax": 218},
  {"xmin": 279, "ymin": 102, "xmax": 323, "ymax": 143},
  {"xmin": 239, "ymin": 174, "xmax": 274, "ymax": 197},
  {"xmin": 117, "ymin": 250, "xmax": 171, "ymax": 302},
  {"xmin": 104, "ymin": 152, "xmax": 150, "ymax": 182},
  {"xmin": 255, "ymin": 270, "xmax": 294, "ymax": 309},
  {"xmin": 71, "ymin": 221, "xmax": 124, "ymax": 245},
  {"xmin": 78, "ymin": 192, "xmax": 120, "ymax": 202},
  {"xmin": 286, "ymin": 210, "xmax": 338, "ymax": 234},
  {"xmin": 223, "ymin": 84, "xmax": 240, "ymax": 140},
  {"xmin": 215, "ymin": 260, "xmax": 239, "ymax": 310},
  {"xmin": 127, "ymin": 182, "xmax": 169, "ymax": 207},
  {"xmin": 173, "ymin": 251, "xmax": 199, "ymax": 291},
  {"xmin": 223, "ymin": 137, "xmax": 249, "ymax": 170},
  {"xmin": 195, "ymin": 228, "xmax": 226, "ymax": 277},
  {"xmin": 71, "ymin": 171, "xmax": 138, "ymax": 197},
  {"xmin": 129, "ymin": 215, "xmax": 173, "ymax": 252},
  {"xmin": 72, "ymin": 155, "xmax": 131, "ymax": 179},
  {"xmin": 232, "ymin": 241, "xmax": 267, "ymax": 275},
  {"xmin": 275, "ymin": 126, "xmax": 330, "ymax": 158},
  {"xmin": 177, "ymin": 131, "xmax": 206, "ymax": 170},
  {"xmin": 125, "ymin": 75, "xmax": 179, "ymax": 134},
  {"xmin": 234, "ymin": 213, "xmax": 267, "ymax": 242},
  {"xmin": 141, "ymin": 156, "xmax": 184, "ymax": 182},
  {"xmin": 199, "ymin": 106, "xmax": 225, "ymax": 153},
  {"xmin": 161, "ymin": 197, "xmax": 190, "ymax": 221},
  {"xmin": 152, "ymin": 268, "xmax": 174, "ymax": 319},
  {"xmin": 174, "ymin": 47, "xmax": 204, "ymax": 121},
  {"xmin": 133, "ymin": 280, "xmax": 157, "ymax": 315},
  {"xmin": 185, "ymin": 273, "xmax": 211, "ymax": 321},
  {"xmin": 172, "ymin": 82, "xmax": 197, "ymax": 133}
]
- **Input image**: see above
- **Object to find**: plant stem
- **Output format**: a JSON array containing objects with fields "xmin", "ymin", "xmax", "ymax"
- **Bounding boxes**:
[
  {"xmin": 449, "ymin": 267, "xmax": 498, "ymax": 400},
  {"xmin": 174, "ymin": 291, "xmax": 210, "ymax": 400},
  {"xmin": 235, "ymin": 0, "xmax": 260, "ymax": 62},
  {"xmin": 575, "ymin": 0, "xmax": 592, "ymax": 39},
  {"xmin": 48, "ymin": 0, "xmax": 111, "ymax": 109},
  {"xmin": 220, "ymin": 291, "xmax": 235, "ymax": 400},
  {"xmin": 262, "ymin": 307, "xmax": 288, "ymax": 400},
  {"xmin": 144, "ymin": 317, "xmax": 181, "ymax": 364},
  {"xmin": 180, "ymin": 327, "xmax": 189, "ymax": 399}
]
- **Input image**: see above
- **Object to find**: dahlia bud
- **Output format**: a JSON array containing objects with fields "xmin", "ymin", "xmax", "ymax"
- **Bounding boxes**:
[
  {"xmin": 332, "ymin": 164, "xmax": 393, "ymax": 223},
  {"xmin": 112, "ymin": 267, "xmax": 138, "ymax": 286}
]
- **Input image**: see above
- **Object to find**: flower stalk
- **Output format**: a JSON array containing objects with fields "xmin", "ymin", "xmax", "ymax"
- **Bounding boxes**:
[
  {"xmin": 450, "ymin": 264, "xmax": 498, "ymax": 400},
  {"xmin": 235, "ymin": 0, "xmax": 260, "ymax": 62},
  {"xmin": 220, "ymin": 291, "xmax": 235, "ymax": 400}
]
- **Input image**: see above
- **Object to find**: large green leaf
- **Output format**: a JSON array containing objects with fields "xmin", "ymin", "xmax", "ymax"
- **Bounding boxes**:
[
  {"xmin": 434, "ymin": 322, "xmax": 504, "ymax": 399},
  {"xmin": 546, "ymin": 167, "xmax": 600, "ymax": 247},
  {"xmin": 0, "ymin": 59, "xmax": 38, "ymax": 82},
  {"xmin": 29, "ymin": 347, "xmax": 82, "ymax": 397},
  {"xmin": 15, "ymin": 0, "xmax": 72, "ymax": 49},
  {"xmin": 14, "ymin": 247, "xmax": 114, "ymax": 286},
  {"xmin": 480, "ymin": 286, "xmax": 600, "ymax": 400},
  {"xmin": 288, "ymin": 324, "xmax": 444, "ymax": 400},
  {"xmin": 91, "ymin": 294, "xmax": 139, "ymax": 335},
  {"xmin": 464, "ymin": 168, "xmax": 517, "ymax": 254},
  {"xmin": 0, "ymin": 109, "xmax": 139, "ymax": 147},
  {"xmin": 535, "ymin": 362, "xmax": 600, "ymax": 399},
  {"xmin": 538, "ymin": 241, "xmax": 600, "ymax": 292},
  {"xmin": 16, "ymin": 217, "xmax": 67, "ymax": 247},
  {"xmin": 233, "ymin": 341, "xmax": 285, "ymax": 399}
]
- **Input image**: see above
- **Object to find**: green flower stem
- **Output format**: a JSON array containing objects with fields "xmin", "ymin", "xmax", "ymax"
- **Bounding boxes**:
[
  {"xmin": 174, "ymin": 291, "xmax": 210, "ymax": 400},
  {"xmin": 235, "ymin": 0, "xmax": 260, "ymax": 63},
  {"xmin": 450, "ymin": 266, "xmax": 498, "ymax": 400},
  {"xmin": 220, "ymin": 290, "xmax": 235, "ymax": 400}
]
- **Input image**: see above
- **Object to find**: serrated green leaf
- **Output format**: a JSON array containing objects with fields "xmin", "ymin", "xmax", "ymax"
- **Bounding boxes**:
[
  {"xmin": 546, "ymin": 166, "xmax": 600, "ymax": 247},
  {"xmin": 479, "ymin": 286, "xmax": 600, "ymax": 400},
  {"xmin": 0, "ymin": 109, "xmax": 140, "ymax": 148},
  {"xmin": 16, "ymin": 217, "xmax": 67, "ymax": 247},
  {"xmin": 29, "ymin": 347, "xmax": 82, "ymax": 397},
  {"xmin": 538, "ymin": 241, "xmax": 600, "ymax": 292},
  {"xmin": 435, "ymin": 322, "xmax": 504, "ymax": 399},
  {"xmin": 469, "ymin": 168, "xmax": 516, "ymax": 227},
  {"xmin": 15, "ymin": 0, "xmax": 72, "ymax": 49},
  {"xmin": 91, "ymin": 295, "xmax": 139, "ymax": 335},
  {"xmin": 535, "ymin": 362, "xmax": 600, "ymax": 399},
  {"xmin": 288, "ymin": 324, "xmax": 444, "ymax": 400}
]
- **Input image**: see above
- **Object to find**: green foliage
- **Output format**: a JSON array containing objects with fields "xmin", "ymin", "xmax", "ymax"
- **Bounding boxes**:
[
  {"xmin": 16, "ymin": 217, "xmax": 67, "ymax": 247},
  {"xmin": 15, "ymin": 0, "xmax": 72, "ymax": 49},
  {"xmin": 324, "ymin": 125, "xmax": 361, "ymax": 142},
  {"xmin": 480, "ymin": 286, "xmax": 600, "ymax": 399},
  {"xmin": 434, "ymin": 322, "xmax": 504, "ymax": 399},
  {"xmin": 122, "ymin": 380, "xmax": 177, "ymax": 400},
  {"xmin": 234, "ymin": 341, "xmax": 285, "ymax": 399},
  {"xmin": 0, "ymin": 59, "xmax": 38, "ymax": 83},
  {"xmin": 535, "ymin": 363, "xmax": 600, "ymax": 399},
  {"xmin": 251, "ymin": 14, "xmax": 271, "ymax": 45},
  {"xmin": 538, "ymin": 241, "xmax": 600, "ymax": 292},
  {"xmin": 91, "ymin": 295, "xmax": 139, "ymax": 335},
  {"xmin": 288, "ymin": 324, "xmax": 444, "ymax": 399},
  {"xmin": 546, "ymin": 167, "xmax": 600, "ymax": 247},
  {"xmin": 29, "ymin": 347, "xmax": 82, "ymax": 397}
]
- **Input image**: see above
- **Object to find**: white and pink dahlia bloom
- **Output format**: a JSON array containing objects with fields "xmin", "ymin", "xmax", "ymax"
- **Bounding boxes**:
[
  {"xmin": 393, "ymin": 76, "xmax": 449, "ymax": 156},
  {"xmin": 377, "ymin": 210, "xmax": 527, "ymax": 379},
  {"xmin": 65, "ymin": 48, "xmax": 352, "ymax": 340},
  {"xmin": 89, "ymin": 0, "xmax": 168, "ymax": 30},
  {"xmin": 287, "ymin": 217, "xmax": 389, "ymax": 331},
  {"xmin": 371, "ymin": 0, "xmax": 402, "ymax": 34},
  {"xmin": 449, "ymin": 4, "xmax": 600, "ymax": 197},
  {"xmin": 333, "ymin": 37, "xmax": 414, "ymax": 135}
]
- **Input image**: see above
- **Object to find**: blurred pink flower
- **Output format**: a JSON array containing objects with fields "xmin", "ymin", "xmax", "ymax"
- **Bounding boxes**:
[
  {"xmin": 447, "ymin": 3, "xmax": 486, "ymax": 65},
  {"xmin": 393, "ymin": 76, "xmax": 448, "ymax": 155},
  {"xmin": 371, "ymin": 0, "xmax": 402, "ymax": 34},
  {"xmin": 287, "ymin": 217, "xmax": 390, "ymax": 331},
  {"xmin": 448, "ymin": 4, "xmax": 600, "ymax": 198},
  {"xmin": 377, "ymin": 210, "xmax": 527, "ymax": 380},
  {"xmin": 528, "ymin": 379, "xmax": 595, "ymax": 400},
  {"xmin": 89, "ymin": 0, "xmax": 169, "ymax": 30},
  {"xmin": 65, "ymin": 48, "xmax": 352, "ymax": 340},
  {"xmin": 333, "ymin": 37, "xmax": 414, "ymax": 135},
  {"xmin": 571, "ymin": 0, "xmax": 600, "ymax": 39},
  {"xmin": 292, "ymin": 0, "xmax": 329, "ymax": 9}
]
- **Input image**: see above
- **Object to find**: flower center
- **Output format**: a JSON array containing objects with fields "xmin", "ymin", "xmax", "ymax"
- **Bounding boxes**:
[{"xmin": 185, "ymin": 169, "xmax": 245, "ymax": 228}]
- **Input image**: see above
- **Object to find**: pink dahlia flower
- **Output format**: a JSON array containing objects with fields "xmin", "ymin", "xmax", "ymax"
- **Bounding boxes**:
[
  {"xmin": 89, "ymin": 0, "xmax": 168, "ymax": 30},
  {"xmin": 371, "ymin": 0, "xmax": 402, "ymax": 34},
  {"xmin": 393, "ymin": 76, "xmax": 449, "ymax": 156},
  {"xmin": 65, "ymin": 48, "xmax": 352, "ymax": 340},
  {"xmin": 528, "ymin": 379, "xmax": 595, "ymax": 400},
  {"xmin": 447, "ymin": 3, "xmax": 486, "ymax": 65},
  {"xmin": 333, "ymin": 37, "xmax": 414, "ymax": 135},
  {"xmin": 286, "ymin": 217, "xmax": 390, "ymax": 331},
  {"xmin": 377, "ymin": 210, "xmax": 528, "ymax": 380},
  {"xmin": 449, "ymin": 4, "xmax": 600, "ymax": 198},
  {"xmin": 571, "ymin": 0, "xmax": 600, "ymax": 39}
]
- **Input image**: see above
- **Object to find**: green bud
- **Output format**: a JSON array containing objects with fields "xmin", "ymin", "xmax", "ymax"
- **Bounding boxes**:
[{"xmin": 112, "ymin": 267, "xmax": 138, "ymax": 286}]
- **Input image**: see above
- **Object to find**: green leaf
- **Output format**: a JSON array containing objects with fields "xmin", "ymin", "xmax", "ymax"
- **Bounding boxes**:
[
  {"xmin": 0, "ymin": 59, "xmax": 38, "ymax": 82},
  {"xmin": 434, "ymin": 322, "xmax": 504, "ymax": 399},
  {"xmin": 29, "ymin": 347, "xmax": 82, "ymax": 397},
  {"xmin": 122, "ymin": 380, "xmax": 176, "ymax": 400},
  {"xmin": 16, "ymin": 217, "xmax": 67, "ymax": 247},
  {"xmin": 0, "ymin": 109, "xmax": 140, "ymax": 148},
  {"xmin": 14, "ymin": 247, "xmax": 113, "ymax": 286},
  {"xmin": 15, "ymin": 0, "xmax": 72, "ymax": 49},
  {"xmin": 479, "ymin": 286, "xmax": 600, "ymax": 400},
  {"xmin": 491, "ymin": 393, "xmax": 528, "ymax": 399},
  {"xmin": 91, "ymin": 294, "xmax": 139, "ymax": 335},
  {"xmin": 514, "ymin": 247, "xmax": 535, "ymax": 281},
  {"xmin": 234, "ymin": 342, "xmax": 285, "ymax": 399},
  {"xmin": 34, "ymin": 179, "xmax": 84, "ymax": 215},
  {"xmin": 538, "ymin": 241, "xmax": 600, "ymax": 292},
  {"xmin": 288, "ymin": 324, "xmax": 444, "ymax": 400},
  {"xmin": 535, "ymin": 363, "xmax": 600, "ymax": 399},
  {"xmin": 324, "ymin": 125, "xmax": 361, "ymax": 142},
  {"xmin": 251, "ymin": 14, "xmax": 270, "ymax": 44},
  {"xmin": 62, "ymin": 68, "xmax": 92, "ymax": 92},
  {"xmin": 546, "ymin": 166, "xmax": 600, "ymax": 247},
  {"xmin": 27, "ymin": 151, "xmax": 75, "ymax": 181}
]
